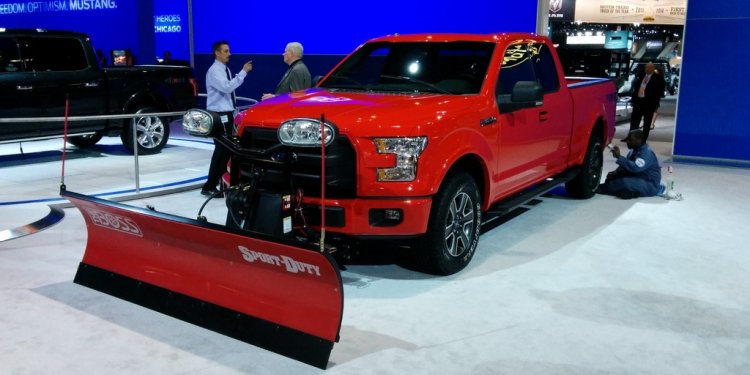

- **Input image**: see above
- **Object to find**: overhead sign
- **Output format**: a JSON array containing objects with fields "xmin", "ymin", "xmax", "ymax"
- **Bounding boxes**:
[
  {"xmin": 0, "ymin": 0, "xmax": 118, "ymax": 14},
  {"xmin": 549, "ymin": 0, "xmax": 576, "ymax": 22},
  {"xmin": 574, "ymin": 0, "xmax": 687, "ymax": 25},
  {"xmin": 154, "ymin": 14, "xmax": 181, "ymax": 33}
]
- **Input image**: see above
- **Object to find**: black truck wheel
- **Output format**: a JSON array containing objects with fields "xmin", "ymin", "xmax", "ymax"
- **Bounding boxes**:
[
  {"xmin": 416, "ymin": 173, "xmax": 482, "ymax": 275},
  {"xmin": 565, "ymin": 133, "xmax": 603, "ymax": 199},
  {"xmin": 67, "ymin": 132, "xmax": 103, "ymax": 148},
  {"xmin": 120, "ymin": 107, "xmax": 170, "ymax": 155}
]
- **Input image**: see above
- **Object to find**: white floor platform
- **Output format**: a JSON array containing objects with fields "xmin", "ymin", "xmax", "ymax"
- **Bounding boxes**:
[{"xmin": 1, "ymin": 116, "xmax": 749, "ymax": 374}]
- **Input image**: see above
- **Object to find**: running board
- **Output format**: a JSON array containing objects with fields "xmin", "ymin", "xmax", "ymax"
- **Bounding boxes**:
[{"xmin": 486, "ymin": 167, "xmax": 580, "ymax": 216}]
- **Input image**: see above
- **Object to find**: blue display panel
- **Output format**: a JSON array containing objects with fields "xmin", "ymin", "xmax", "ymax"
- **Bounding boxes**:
[
  {"xmin": 154, "ymin": 0, "xmax": 189, "ymax": 62},
  {"xmin": 0, "ymin": 0, "xmax": 154, "ymax": 65},
  {"xmin": 674, "ymin": 1, "xmax": 750, "ymax": 162},
  {"xmin": 191, "ymin": 0, "xmax": 538, "ymax": 54}
]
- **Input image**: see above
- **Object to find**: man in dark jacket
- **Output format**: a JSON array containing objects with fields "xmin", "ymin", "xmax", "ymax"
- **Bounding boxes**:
[
  {"xmin": 261, "ymin": 42, "xmax": 311, "ymax": 101},
  {"xmin": 627, "ymin": 62, "xmax": 665, "ymax": 141},
  {"xmin": 599, "ymin": 129, "xmax": 662, "ymax": 199}
]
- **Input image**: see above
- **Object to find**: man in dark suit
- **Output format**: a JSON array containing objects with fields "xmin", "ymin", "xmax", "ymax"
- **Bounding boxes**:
[{"xmin": 627, "ymin": 62, "xmax": 665, "ymax": 141}]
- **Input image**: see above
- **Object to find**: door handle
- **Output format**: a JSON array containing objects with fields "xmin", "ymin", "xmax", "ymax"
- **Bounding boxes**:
[
  {"xmin": 16, "ymin": 85, "xmax": 32, "ymax": 91},
  {"xmin": 85, "ymin": 82, "xmax": 100, "ymax": 88},
  {"xmin": 539, "ymin": 110, "xmax": 548, "ymax": 122}
]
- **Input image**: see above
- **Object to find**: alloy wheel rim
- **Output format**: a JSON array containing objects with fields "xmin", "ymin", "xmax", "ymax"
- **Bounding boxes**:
[
  {"xmin": 589, "ymin": 144, "xmax": 603, "ymax": 190},
  {"xmin": 443, "ymin": 191, "xmax": 475, "ymax": 257},
  {"xmin": 135, "ymin": 116, "xmax": 165, "ymax": 149}
]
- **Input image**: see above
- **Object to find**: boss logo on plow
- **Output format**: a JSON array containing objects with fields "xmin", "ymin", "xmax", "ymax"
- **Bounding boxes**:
[
  {"xmin": 238, "ymin": 246, "xmax": 321, "ymax": 276},
  {"xmin": 84, "ymin": 208, "xmax": 143, "ymax": 237}
]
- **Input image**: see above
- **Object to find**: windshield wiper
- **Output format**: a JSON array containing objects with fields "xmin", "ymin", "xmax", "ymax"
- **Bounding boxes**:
[
  {"xmin": 322, "ymin": 75, "xmax": 367, "ymax": 90},
  {"xmin": 379, "ymin": 74, "xmax": 452, "ymax": 94}
]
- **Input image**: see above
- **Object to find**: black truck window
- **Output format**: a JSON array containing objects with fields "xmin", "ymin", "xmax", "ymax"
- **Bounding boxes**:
[
  {"xmin": 497, "ymin": 42, "xmax": 560, "ymax": 95},
  {"xmin": 532, "ymin": 43, "xmax": 560, "ymax": 93},
  {"xmin": 0, "ymin": 37, "xmax": 23, "ymax": 72},
  {"xmin": 320, "ymin": 41, "xmax": 494, "ymax": 94},
  {"xmin": 497, "ymin": 43, "xmax": 536, "ymax": 95},
  {"xmin": 23, "ymin": 37, "xmax": 88, "ymax": 72}
]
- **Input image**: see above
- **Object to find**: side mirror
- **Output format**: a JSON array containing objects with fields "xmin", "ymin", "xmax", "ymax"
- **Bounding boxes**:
[
  {"xmin": 312, "ymin": 75, "xmax": 324, "ymax": 86},
  {"xmin": 497, "ymin": 81, "xmax": 544, "ymax": 114}
]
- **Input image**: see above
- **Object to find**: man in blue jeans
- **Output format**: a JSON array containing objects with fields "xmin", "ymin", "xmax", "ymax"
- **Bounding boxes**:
[{"xmin": 598, "ymin": 129, "xmax": 661, "ymax": 199}]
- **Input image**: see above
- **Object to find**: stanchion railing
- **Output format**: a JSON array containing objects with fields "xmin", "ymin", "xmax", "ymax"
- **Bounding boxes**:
[{"xmin": 0, "ymin": 95, "xmax": 257, "ymax": 194}]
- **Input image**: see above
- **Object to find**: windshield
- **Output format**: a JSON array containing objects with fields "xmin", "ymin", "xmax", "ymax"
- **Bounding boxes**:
[{"xmin": 319, "ymin": 41, "xmax": 495, "ymax": 95}]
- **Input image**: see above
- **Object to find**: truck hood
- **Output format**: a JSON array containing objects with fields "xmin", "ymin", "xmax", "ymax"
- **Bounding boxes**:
[{"xmin": 239, "ymin": 88, "xmax": 480, "ymax": 137}]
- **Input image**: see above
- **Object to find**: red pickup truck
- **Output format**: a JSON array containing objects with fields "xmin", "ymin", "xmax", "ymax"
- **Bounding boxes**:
[
  {"xmin": 65, "ymin": 33, "xmax": 616, "ymax": 367},
  {"xmin": 187, "ymin": 32, "xmax": 616, "ymax": 275}
]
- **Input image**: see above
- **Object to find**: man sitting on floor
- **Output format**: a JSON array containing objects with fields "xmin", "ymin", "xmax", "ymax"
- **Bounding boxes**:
[{"xmin": 598, "ymin": 129, "xmax": 662, "ymax": 199}]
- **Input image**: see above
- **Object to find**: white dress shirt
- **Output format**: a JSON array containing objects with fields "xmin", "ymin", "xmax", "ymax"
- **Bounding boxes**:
[{"xmin": 206, "ymin": 59, "xmax": 247, "ymax": 112}]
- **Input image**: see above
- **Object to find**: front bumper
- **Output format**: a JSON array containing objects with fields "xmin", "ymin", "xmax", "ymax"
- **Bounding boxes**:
[
  {"xmin": 217, "ymin": 133, "xmax": 432, "ymax": 237},
  {"xmin": 299, "ymin": 196, "xmax": 432, "ymax": 237}
]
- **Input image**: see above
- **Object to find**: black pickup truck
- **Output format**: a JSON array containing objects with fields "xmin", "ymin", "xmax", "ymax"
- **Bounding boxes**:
[{"xmin": 0, "ymin": 29, "xmax": 197, "ymax": 154}]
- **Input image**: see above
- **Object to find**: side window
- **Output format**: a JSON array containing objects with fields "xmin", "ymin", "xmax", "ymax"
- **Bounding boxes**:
[
  {"xmin": 0, "ymin": 37, "xmax": 23, "ymax": 73},
  {"xmin": 532, "ymin": 43, "xmax": 560, "ymax": 93},
  {"xmin": 496, "ymin": 43, "xmax": 536, "ymax": 96},
  {"xmin": 25, "ymin": 37, "xmax": 89, "ymax": 72}
]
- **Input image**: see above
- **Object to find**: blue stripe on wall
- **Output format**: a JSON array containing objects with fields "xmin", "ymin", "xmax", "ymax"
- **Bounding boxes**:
[{"xmin": 193, "ymin": 54, "xmax": 344, "ymax": 102}]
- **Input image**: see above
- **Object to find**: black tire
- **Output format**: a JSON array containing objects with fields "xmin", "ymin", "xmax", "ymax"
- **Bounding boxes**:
[
  {"xmin": 120, "ymin": 107, "xmax": 170, "ymax": 155},
  {"xmin": 67, "ymin": 132, "xmax": 103, "ymax": 148},
  {"xmin": 416, "ymin": 173, "xmax": 482, "ymax": 275},
  {"xmin": 566, "ymin": 133, "xmax": 603, "ymax": 199}
]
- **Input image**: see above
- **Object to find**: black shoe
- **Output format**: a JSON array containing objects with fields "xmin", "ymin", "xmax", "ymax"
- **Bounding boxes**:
[
  {"xmin": 201, "ymin": 187, "xmax": 220, "ymax": 197},
  {"xmin": 616, "ymin": 190, "xmax": 639, "ymax": 200}
]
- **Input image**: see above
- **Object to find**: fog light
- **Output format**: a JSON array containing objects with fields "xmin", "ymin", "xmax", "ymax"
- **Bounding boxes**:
[
  {"xmin": 384, "ymin": 209, "xmax": 401, "ymax": 221},
  {"xmin": 369, "ymin": 208, "xmax": 403, "ymax": 227}
]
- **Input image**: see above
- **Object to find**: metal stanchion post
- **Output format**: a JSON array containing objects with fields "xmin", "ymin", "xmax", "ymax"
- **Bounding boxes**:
[
  {"xmin": 133, "ymin": 115, "xmax": 140, "ymax": 193},
  {"xmin": 0, "ymin": 98, "xmax": 257, "ymax": 197}
]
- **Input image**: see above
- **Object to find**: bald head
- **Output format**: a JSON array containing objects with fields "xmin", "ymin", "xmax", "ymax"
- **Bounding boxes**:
[
  {"xmin": 644, "ymin": 62, "xmax": 656, "ymax": 75},
  {"xmin": 283, "ymin": 42, "xmax": 303, "ymax": 66}
]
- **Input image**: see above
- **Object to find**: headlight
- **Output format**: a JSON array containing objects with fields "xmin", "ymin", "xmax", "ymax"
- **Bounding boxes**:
[
  {"xmin": 373, "ymin": 137, "xmax": 428, "ymax": 181},
  {"xmin": 182, "ymin": 108, "xmax": 214, "ymax": 137},
  {"xmin": 278, "ymin": 118, "xmax": 336, "ymax": 147}
]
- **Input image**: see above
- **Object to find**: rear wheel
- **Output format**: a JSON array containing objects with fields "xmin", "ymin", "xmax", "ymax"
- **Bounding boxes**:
[
  {"xmin": 120, "ymin": 107, "xmax": 170, "ymax": 155},
  {"xmin": 416, "ymin": 173, "xmax": 482, "ymax": 275},
  {"xmin": 566, "ymin": 133, "xmax": 603, "ymax": 199},
  {"xmin": 67, "ymin": 132, "xmax": 103, "ymax": 148}
]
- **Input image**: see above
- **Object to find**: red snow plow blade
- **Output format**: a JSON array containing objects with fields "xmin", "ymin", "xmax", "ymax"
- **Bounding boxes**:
[{"xmin": 63, "ymin": 190, "xmax": 343, "ymax": 369}]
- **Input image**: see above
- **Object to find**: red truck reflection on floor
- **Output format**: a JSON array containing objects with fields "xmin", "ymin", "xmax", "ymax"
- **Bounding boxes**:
[{"xmin": 220, "ymin": 33, "xmax": 616, "ymax": 275}]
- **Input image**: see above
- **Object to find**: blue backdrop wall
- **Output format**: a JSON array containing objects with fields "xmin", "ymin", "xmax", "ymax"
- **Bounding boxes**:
[
  {"xmin": 0, "ymin": 0, "xmax": 155, "ymax": 65},
  {"xmin": 190, "ymin": 0, "xmax": 539, "ymax": 101},
  {"xmin": 1, "ymin": 0, "xmax": 539, "ymax": 101},
  {"xmin": 674, "ymin": 1, "xmax": 750, "ymax": 163}
]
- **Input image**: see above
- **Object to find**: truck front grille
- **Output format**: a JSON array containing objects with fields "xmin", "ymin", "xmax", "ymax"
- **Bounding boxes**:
[{"xmin": 237, "ymin": 127, "xmax": 357, "ymax": 198}]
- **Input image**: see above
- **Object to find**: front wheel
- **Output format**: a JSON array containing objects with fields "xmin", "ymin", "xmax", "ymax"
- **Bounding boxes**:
[
  {"xmin": 120, "ymin": 107, "xmax": 170, "ymax": 155},
  {"xmin": 415, "ymin": 173, "xmax": 482, "ymax": 275},
  {"xmin": 565, "ymin": 133, "xmax": 603, "ymax": 199}
]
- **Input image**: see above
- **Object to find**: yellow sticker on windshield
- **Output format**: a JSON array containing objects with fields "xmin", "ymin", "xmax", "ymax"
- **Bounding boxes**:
[{"xmin": 502, "ymin": 41, "xmax": 542, "ymax": 68}]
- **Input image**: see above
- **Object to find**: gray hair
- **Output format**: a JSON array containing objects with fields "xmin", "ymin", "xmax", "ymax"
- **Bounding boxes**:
[{"xmin": 286, "ymin": 42, "xmax": 304, "ymax": 58}]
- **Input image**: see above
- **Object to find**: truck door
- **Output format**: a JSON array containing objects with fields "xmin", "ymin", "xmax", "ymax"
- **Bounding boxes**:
[
  {"xmin": 492, "ymin": 41, "xmax": 572, "ymax": 195},
  {"xmin": 529, "ymin": 42, "xmax": 573, "ymax": 173},
  {"xmin": 0, "ymin": 36, "xmax": 37, "ymax": 141},
  {"xmin": 19, "ymin": 36, "xmax": 106, "ymax": 138}
]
